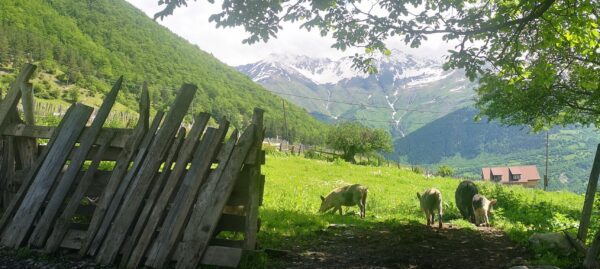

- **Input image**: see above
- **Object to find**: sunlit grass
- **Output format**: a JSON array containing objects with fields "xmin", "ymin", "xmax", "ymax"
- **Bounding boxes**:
[{"xmin": 257, "ymin": 155, "xmax": 594, "ymax": 266}]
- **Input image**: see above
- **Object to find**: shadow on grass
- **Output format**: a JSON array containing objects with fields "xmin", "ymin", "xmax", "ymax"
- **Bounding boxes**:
[{"xmin": 249, "ymin": 208, "xmax": 531, "ymax": 269}]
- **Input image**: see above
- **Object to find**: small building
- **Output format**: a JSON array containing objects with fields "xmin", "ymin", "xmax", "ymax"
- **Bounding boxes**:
[{"xmin": 481, "ymin": 165, "xmax": 540, "ymax": 188}]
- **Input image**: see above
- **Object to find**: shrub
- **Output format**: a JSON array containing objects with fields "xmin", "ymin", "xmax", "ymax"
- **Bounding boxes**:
[
  {"xmin": 437, "ymin": 165, "xmax": 454, "ymax": 177},
  {"xmin": 411, "ymin": 166, "xmax": 424, "ymax": 175}
]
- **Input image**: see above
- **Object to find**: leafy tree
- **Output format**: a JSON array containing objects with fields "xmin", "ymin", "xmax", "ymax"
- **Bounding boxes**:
[
  {"xmin": 157, "ymin": 0, "xmax": 599, "ymax": 129},
  {"xmin": 436, "ymin": 165, "xmax": 454, "ymax": 178},
  {"xmin": 328, "ymin": 122, "xmax": 392, "ymax": 163}
]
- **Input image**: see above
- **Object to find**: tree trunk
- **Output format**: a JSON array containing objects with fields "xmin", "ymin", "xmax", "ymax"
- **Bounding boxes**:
[{"xmin": 343, "ymin": 148, "xmax": 356, "ymax": 163}]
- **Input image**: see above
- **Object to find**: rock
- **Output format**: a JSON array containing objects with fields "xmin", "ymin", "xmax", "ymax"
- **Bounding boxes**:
[
  {"xmin": 509, "ymin": 256, "xmax": 529, "ymax": 266},
  {"xmin": 529, "ymin": 232, "xmax": 575, "ymax": 256}
]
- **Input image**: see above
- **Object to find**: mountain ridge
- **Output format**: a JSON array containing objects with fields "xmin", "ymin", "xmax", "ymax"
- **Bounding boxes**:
[{"xmin": 238, "ymin": 52, "xmax": 600, "ymax": 193}]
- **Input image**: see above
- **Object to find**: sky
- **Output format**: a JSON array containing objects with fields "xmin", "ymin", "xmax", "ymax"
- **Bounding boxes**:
[{"xmin": 126, "ymin": 0, "xmax": 454, "ymax": 66}]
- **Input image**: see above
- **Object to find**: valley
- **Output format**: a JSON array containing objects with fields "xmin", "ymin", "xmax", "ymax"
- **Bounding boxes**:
[{"xmin": 238, "ymin": 53, "xmax": 600, "ymax": 193}]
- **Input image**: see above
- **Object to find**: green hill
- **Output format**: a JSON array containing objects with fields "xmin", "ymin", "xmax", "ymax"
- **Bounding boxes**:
[
  {"xmin": 0, "ymin": 0, "xmax": 327, "ymax": 143},
  {"xmin": 394, "ymin": 108, "xmax": 600, "ymax": 193}
]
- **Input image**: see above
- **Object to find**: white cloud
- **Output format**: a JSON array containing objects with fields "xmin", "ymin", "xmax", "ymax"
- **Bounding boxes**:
[{"xmin": 126, "ymin": 0, "xmax": 454, "ymax": 66}]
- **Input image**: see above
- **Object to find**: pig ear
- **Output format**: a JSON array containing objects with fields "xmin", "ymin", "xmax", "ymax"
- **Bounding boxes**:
[
  {"xmin": 490, "ymin": 199, "xmax": 497, "ymax": 205},
  {"xmin": 320, "ymin": 195, "xmax": 325, "ymax": 202},
  {"xmin": 416, "ymin": 192, "xmax": 421, "ymax": 199}
]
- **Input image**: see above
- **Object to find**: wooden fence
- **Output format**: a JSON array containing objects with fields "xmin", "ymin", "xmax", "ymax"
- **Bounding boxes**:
[{"xmin": 0, "ymin": 64, "xmax": 265, "ymax": 268}]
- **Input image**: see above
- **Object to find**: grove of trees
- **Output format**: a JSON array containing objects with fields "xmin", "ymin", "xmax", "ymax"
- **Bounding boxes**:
[{"xmin": 328, "ymin": 122, "xmax": 392, "ymax": 163}]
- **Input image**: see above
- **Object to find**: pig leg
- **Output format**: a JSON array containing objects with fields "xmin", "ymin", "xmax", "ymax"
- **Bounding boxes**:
[
  {"xmin": 358, "ymin": 202, "xmax": 365, "ymax": 219},
  {"xmin": 438, "ymin": 210, "xmax": 443, "ymax": 229},
  {"xmin": 361, "ymin": 192, "xmax": 367, "ymax": 218},
  {"xmin": 337, "ymin": 206, "xmax": 343, "ymax": 216},
  {"xmin": 425, "ymin": 211, "xmax": 431, "ymax": 226},
  {"xmin": 484, "ymin": 212, "xmax": 489, "ymax": 227}
]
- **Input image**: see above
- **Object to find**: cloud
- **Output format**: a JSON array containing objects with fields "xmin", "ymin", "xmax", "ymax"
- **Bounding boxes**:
[{"xmin": 126, "ymin": 0, "xmax": 455, "ymax": 66}]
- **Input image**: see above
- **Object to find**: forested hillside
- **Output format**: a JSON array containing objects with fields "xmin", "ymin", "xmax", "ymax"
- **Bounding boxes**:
[
  {"xmin": 0, "ymin": 0, "xmax": 328, "ymax": 143},
  {"xmin": 394, "ymin": 108, "xmax": 600, "ymax": 193}
]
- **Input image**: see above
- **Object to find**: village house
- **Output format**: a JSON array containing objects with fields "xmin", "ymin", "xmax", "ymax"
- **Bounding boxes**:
[{"xmin": 481, "ymin": 165, "xmax": 541, "ymax": 188}]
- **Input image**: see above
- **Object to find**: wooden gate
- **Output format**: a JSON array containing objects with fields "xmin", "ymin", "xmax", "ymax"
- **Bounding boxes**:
[{"xmin": 0, "ymin": 64, "xmax": 265, "ymax": 268}]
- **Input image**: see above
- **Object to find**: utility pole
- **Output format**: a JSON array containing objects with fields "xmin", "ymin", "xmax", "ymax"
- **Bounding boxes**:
[
  {"xmin": 282, "ymin": 99, "xmax": 290, "ymax": 142},
  {"xmin": 544, "ymin": 131, "xmax": 549, "ymax": 190}
]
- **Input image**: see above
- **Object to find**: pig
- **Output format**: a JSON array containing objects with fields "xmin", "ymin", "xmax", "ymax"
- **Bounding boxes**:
[
  {"xmin": 472, "ymin": 194, "xmax": 497, "ymax": 227},
  {"xmin": 417, "ymin": 188, "xmax": 443, "ymax": 228},
  {"xmin": 319, "ymin": 184, "xmax": 368, "ymax": 218},
  {"xmin": 455, "ymin": 180, "xmax": 479, "ymax": 223}
]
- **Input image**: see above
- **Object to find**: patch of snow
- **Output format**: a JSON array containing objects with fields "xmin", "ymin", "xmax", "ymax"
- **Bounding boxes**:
[{"xmin": 449, "ymin": 85, "xmax": 465, "ymax": 93}]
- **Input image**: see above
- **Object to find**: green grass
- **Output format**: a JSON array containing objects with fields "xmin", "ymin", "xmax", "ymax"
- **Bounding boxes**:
[{"xmin": 257, "ymin": 155, "xmax": 597, "ymax": 267}]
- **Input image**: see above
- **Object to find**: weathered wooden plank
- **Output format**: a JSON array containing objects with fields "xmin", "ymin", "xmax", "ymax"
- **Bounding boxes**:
[
  {"xmin": 61, "ymin": 230, "xmax": 243, "ymax": 268},
  {"xmin": 210, "ymin": 239, "xmax": 244, "ymax": 248},
  {"xmin": 0, "ymin": 137, "xmax": 16, "ymax": 209},
  {"xmin": 83, "ymin": 111, "xmax": 164, "ymax": 257},
  {"xmin": 227, "ymin": 174, "xmax": 250, "ymax": 207},
  {"xmin": 44, "ymin": 132, "xmax": 116, "ymax": 253},
  {"xmin": 39, "ymin": 144, "xmax": 123, "ymax": 161},
  {"xmin": 14, "ymin": 137, "xmax": 37, "ymax": 172},
  {"xmin": 0, "ymin": 104, "xmax": 76, "ymax": 233},
  {"xmin": 143, "ymin": 124, "xmax": 231, "ymax": 268},
  {"xmin": 0, "ymin": 64, "xmax": 36, "ymax": 130},
  {"xmin": 96, "ymin": 85, "xmax": 196, "ymax": 264},
  {"xmin": 125, "ymin": 113, "xmax": 210, "ymax": 269},
  {"xmin": 244, "ymin": 108, "xmax": 264, "ymax": 250},
  {"xmin": 60, "ymin": 229, "xmax": 87, "ymax": 250},
  {"xmin": 118, "ymin": 127, "xmax": 186, "ymax": 268},
  {"xmin": 1, "ymin": 103, "xmax": 93, "ymax": 248},
  {"xmin": 78, "ymin": 85, "xmax": 151, "ymax": 256},
  {"xmin": 578, "ymin": 144, "xmax": 600, "ymax": 241},
  {"xmin": 175, "ymin": 124, "xmax": 255, "ymax": 269},
  {"xmin": 29, "ymin": 77, "xmax": 122, "ymax": 247},
  {"xmin": 198, "ymin": 246, "xmax": 244, "ymax": 268},
  {"xmin": 138, "ymin": 82, "xmax": 150, "ymax": 132},
  {"xmin": 19, "ymin": 67, "xmax": 35, "ymax": 126},
  {"xmin": 259, "ymin": 174, "xmax": 266, "ymax": 206},
  {"xmin": 2, "ymin": 124, "xmax": 132, "ymax": 149}
]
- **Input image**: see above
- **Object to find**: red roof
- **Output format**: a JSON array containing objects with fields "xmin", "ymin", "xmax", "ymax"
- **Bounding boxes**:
[{"xmin": 481, "ymin": 165, "xmax": 540, "ymax": 184}]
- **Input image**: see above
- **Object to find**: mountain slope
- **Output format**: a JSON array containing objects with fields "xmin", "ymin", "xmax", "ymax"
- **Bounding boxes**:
[
  {"xmin": 0, "ymin": 0, "xmax": 327, "ymax": 143},
  {"xmin": 240, "ymin": 53, "xmax": 600, "ymax": 193},
  {"xmin": 237, "ymin": 51, "xmax": 477, "ymax": 136},
  {"xmin": 394, "ymin": 108, "xmax": 600, "ymax": 193}
]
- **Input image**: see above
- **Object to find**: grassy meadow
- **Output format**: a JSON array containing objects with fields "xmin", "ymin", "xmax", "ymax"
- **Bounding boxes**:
[{"xmin": 253, "ymin": 154, "xmax": 599, "ymax": 267}]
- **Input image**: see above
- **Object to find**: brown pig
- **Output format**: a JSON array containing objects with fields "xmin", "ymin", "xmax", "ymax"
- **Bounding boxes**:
[
  {"xmin": 417, "ymin": 188, "xmax": 443, "ymax": 228},
  {"xmin": 319, "ymin": 184, "xmax": 368, "ymax": 218},
  {"xmin": 472, "ymin": 194, "xmax": 497, "ymax": 227}
]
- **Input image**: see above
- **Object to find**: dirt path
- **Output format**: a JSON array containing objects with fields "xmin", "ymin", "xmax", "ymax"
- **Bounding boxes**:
[{"xmin": 273, "ymin": 222, "xmax": 531, "ymax": 269}]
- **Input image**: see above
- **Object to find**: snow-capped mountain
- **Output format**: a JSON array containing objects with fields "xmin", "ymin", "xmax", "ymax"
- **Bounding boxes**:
[
  {"xmin": 237, "ymin": 51, "xmax": 600, "ymax": 193},
  {"xmin": 237, "ymin": 49, "xmax": 477, "ymax": 137},
  {"xmin": 238, "ymin": 49, "xmax": 448, "ymax": 86}
]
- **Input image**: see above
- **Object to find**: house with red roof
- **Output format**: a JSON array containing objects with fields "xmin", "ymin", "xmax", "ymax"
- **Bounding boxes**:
[{"xmin": 481, "ymin": 165, "xmax": 541, "ymax": 188}]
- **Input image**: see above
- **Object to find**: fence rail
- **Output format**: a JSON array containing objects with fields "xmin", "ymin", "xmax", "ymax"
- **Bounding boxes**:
[{"xmin": 0, "ymin": 64, "xmax": 265, "ymax": 268}]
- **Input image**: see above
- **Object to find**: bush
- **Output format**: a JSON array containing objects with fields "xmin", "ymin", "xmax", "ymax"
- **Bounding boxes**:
[
  {"xmin": 411, "ymin": 166, "xmax": 424, "ymax": 175},
  {"xmin": 437, "ymin": 165, "xmax": 454, "ymax": 177}
]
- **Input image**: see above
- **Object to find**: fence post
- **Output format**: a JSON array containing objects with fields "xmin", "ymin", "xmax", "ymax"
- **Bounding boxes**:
[{"xmin": 578, "ymin": 144, "xmax": 600, "ymax": 241}]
